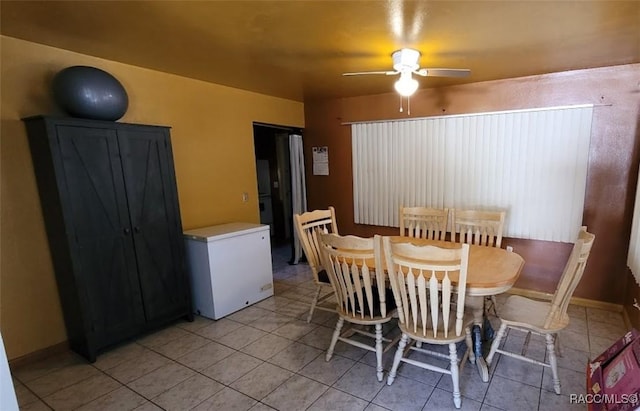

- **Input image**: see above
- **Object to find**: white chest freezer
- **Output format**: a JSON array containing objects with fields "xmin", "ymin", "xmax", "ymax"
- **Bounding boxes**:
[{"xmin": 184, "ymin": 222, "xmax": 273, "ymax": 320}]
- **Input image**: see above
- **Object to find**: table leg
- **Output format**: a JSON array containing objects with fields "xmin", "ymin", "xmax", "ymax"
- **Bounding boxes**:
[{"xmin": 467, "ymin": 296, "xmax": 490, "ymax": 382}]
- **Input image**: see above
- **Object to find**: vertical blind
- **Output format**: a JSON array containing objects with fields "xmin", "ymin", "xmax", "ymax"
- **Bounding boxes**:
[
  {"xmin": 628, "ymin": 165, "xmax": 640, "ymax": 285},
  {"xmin": 352, "ymin": 105, "xmax": 594, "ymax": 242}
]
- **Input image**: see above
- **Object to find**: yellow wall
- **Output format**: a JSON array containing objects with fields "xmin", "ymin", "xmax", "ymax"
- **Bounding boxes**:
[{"xmin": 0, "ymin": 36, "xmax": 304, "ymax": 359}]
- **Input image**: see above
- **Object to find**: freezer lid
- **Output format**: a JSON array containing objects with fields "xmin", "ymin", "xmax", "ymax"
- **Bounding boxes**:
[{"xmin": 183, "ymin": 222, "xmax": 269, "ymax": 242}]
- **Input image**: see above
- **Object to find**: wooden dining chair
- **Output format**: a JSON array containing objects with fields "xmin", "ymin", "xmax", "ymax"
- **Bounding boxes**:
[
  {"xmin": 486, "ymin": 226, "xmax": 595, "ymax": 394},
  {"xmin": 399, "ymin": 206, "xmax": 450, "ymax": 240},
  {"xmin": 450, "ymin": 209, "xmax": 505, "ymax": 248},
  {"xmin": 293, "ymin": 207, "xmax": 338, "ymax": 323},
  {"xmin": 451, "ymin": 209, "xmax": 506, "ymax": 315},
  {"xmin": 319, "ymin": 233, "xmax": 398, "ymax": 381},
  {"xmin": 383, "ymin": 236, "xmax": 474, "ymax": 409}
]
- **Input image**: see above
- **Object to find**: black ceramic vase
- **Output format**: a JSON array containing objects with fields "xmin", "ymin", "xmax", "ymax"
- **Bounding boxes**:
[{"xmin": 52, "ymin": 66, "xmax": 129, "ymax": 121}]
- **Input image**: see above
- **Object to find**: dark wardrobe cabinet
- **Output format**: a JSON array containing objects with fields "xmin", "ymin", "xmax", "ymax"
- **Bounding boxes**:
[{"xmin": 24, "ymin": 116, "xmax": 193, "ymax": 362}]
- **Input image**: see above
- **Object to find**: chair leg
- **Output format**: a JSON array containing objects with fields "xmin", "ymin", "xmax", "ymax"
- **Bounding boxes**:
[
  {"xmin": 326, "ymin": 317, "xmax": 344, "ymax": 362},
  {"xmin": 449, "ymin": 343, "xmax": 462, "ymax": 409},
  {"xmin": 546, "ymin": 333, "xmax": 561, "ymax": 394},
  {"xmin": 554, "ymin": 333, "xmax": 563, "ymax": 358},
  {"xmin": 387, "ymin": 333, "xmax": 409, "ymax": 385},
  {"xmin": 307, "ymin": 284, "xmax": 323, "ymax": 323},
  {"xmin": 490, "ymin": 295, "xmax": 499, "ymax": 316},
  {"xmin": 486, "ymin": 323, "xmax": 507, "ymax": 365},
  {"xmin": 522, "ymin": 331, "xmax": 531, "ymax": 356},
  {"xmin": 375, "ymin": 323, "xmax": 384, "ymax": 382},
  {"xmin": 465, "ymin": 327, "xmax": 475, "ymax": 364}
]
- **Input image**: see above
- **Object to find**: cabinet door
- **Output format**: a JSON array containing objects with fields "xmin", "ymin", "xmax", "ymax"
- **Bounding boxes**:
[
  {"xmin": 118, "ymin": 127, "xmax": 190, "ymax": 322},
  {"xmin": 55, "ymin": 125, "xmax": 146, "ymax": 346}
]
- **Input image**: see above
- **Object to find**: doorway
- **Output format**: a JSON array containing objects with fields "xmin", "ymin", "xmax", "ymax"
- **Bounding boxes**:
[{"xmin": 253, "ymin": 123, "xmax": 301, "ymax": 258}]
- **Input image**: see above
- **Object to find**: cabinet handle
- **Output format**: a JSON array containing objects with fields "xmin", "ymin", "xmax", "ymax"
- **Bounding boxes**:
[
  {"xmin": 124, "ymin": 228, "xmax": 131, "ymax": 234},
  {"xmin": 134, "ymin": 226, "xmax": 141, "ymax": 233}
]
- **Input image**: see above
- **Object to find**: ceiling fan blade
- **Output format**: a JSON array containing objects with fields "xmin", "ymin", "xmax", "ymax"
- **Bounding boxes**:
[
  {"xmin": 415, "ymin": 68, "xmax": 471, "ymax": 77},
  {"xmin": 343, "ymin": 70, "xmax": 398, "ymax": 76}
]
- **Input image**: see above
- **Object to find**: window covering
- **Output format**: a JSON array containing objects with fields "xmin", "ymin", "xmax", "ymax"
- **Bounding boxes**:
[{"xmin": 351, "ymin": 105, "xmax": 594, "ymax": 242}]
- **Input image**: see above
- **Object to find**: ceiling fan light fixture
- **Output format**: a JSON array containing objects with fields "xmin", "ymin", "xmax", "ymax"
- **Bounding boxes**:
[
  {"xmin": 343, "ymin": 47, "xmax": 468, "ymax": 105},
  {"xmin": 394, "ymin": 72, "xmax": 419, "ymax": 96},
  {"xmin": 392, "ymin": 48, "xmax": 420, "ymax": 72}
]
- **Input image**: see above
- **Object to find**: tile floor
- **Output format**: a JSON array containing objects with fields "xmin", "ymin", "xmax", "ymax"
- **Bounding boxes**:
[{"xmin": 11, "ymin": 243, "xmax": 630, "ymax": 410}]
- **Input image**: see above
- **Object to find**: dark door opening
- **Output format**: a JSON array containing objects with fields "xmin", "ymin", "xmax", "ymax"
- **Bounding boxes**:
[{"xmin": 253, "ymin": 123, "xmax": 301, "ymax": 252}]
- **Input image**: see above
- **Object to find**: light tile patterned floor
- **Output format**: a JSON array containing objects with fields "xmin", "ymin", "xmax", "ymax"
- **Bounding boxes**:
[{"xmin": 11, "ymin": 243, "xmax": 630, "ymax": 410}]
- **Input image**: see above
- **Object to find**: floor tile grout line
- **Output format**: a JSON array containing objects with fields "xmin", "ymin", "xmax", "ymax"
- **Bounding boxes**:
[
  {"xmin": 11, "ymin": 351, "xmax": 90, "ymax": 386},
  {"xmin": 29, "ymin": 363, "xmax": 131, "ymax": 411},
  {"xmin": 11, "ymin": 246, "xmax": 617, "ymax": 411},
  {"xmin": 12, "ymin": 378, "xmax": 50, "ymax": 409},
  {"xmin": 121, "ymin": 342, "xmax": 261, "ymax": 409},
  {"xmin": 14, "ymin": 355, "xmax": 124, "ymax": 409},
  {"xmin": 159, "ymin": 312, "xmax": 540, "ymax": 404},
  {"xmin": 16, "ymin": 312, "xmax": 592, "ymax": 411},
  {"xmin": 121, "ymin": 323, "xmax": 354, "ymax": 410}
]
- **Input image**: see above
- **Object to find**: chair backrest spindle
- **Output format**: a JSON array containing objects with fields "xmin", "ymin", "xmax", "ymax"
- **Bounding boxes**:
[
  {"xmin": 451, "ymin": 209, "xmax": 506, "ymax": 248},
  {"xmin": 320, "ymin": 233, "xmax": 388, "ymax": 319},
  {"xmin": 383, "ymin": 237, "xmax": 469, "ymax": 339},
  {"xmin": 400, "ymin": 206, "xmax": 449, "ymax": 241}
]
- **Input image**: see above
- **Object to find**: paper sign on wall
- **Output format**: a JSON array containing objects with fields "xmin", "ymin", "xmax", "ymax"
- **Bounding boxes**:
[{"xmin": 312, "ymin": 146, "xmax": 329, "ymax": 175}]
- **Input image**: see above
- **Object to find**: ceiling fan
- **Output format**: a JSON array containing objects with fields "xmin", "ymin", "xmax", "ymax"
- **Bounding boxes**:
[{"xmin": 343, "ymin": 48, "xmax": 470, "ymax": 102}]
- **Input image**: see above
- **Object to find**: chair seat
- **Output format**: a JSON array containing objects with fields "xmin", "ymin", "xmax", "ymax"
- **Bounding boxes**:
[
  {"xmin": 318, "ymin": 269, "xmax": 330, "ymax": 284},
  {"xmin": 399, "ymin": 310, "xmax": 475, "ymax": 344},
  {"xmin": 499, "ymin": 295, "xmax": 569, "ymax": 333}
]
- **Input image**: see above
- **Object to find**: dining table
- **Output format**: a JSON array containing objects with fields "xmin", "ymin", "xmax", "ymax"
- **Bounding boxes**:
[{"xmin": 388, "ymin": 236, "xmax": 525, "ymax": 382}]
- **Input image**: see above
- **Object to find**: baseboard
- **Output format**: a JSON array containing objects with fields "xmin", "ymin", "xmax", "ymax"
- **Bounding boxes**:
[
  {"xmin": 8, "ymin": 341, "xmax": 69, "ymax": 369},
  {"xmin": 507, "ymin": 287, "xmax": 624, "ymax": 312}
]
